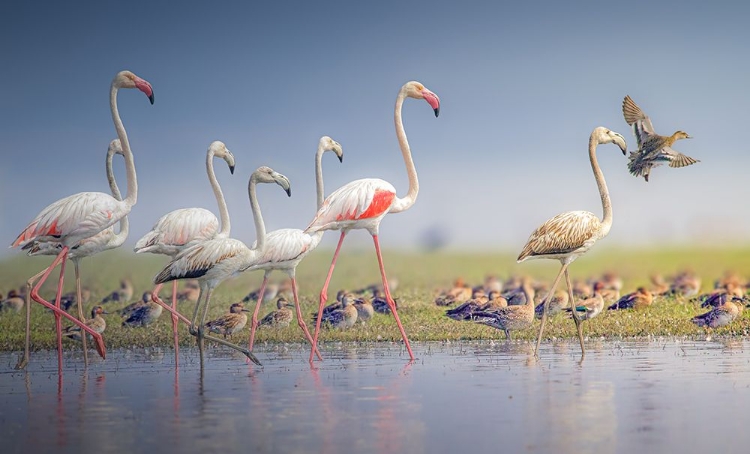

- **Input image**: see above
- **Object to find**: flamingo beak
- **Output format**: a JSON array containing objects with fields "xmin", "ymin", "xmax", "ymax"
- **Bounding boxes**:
[
  {"xmin": 134, "ymin": 77, "xmax": 155, "ymax": 104},
  {"xmin": 422, "ymin": 89, "xmax": 441, "ymax": 118},
  {"xmin": 229, "ymin": 165, "xmax": 235, "ymax": 175},
  {"xmin": 337, "ymin": 154, "xmax": 343, "ymax": 163}
]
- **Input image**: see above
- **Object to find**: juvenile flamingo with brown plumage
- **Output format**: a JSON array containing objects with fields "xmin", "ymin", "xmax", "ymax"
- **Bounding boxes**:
[
  {"xmin": 134, "ymin": 141, "xmax": 235, "ymax": 362},
  {"xmin": 517, "ymin": 127, "xmax": 627, "ymax": 358},
  {"xmin": 9, "ymin": 70, "xmax": 153, "ymax": 371},
  {"xmin": 244, "ymin": 136, "xmax": 343, "ymax": 360},
  {"xmin": 307, "ymin": 81, "xmax": 440, "ymax": 363}
]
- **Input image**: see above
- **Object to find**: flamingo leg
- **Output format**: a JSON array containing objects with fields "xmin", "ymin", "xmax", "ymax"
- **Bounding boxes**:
[
  {"xmin": 310, "ymin": 231, "xmax": 347, "ymax": 363},
  {"xmin": 534, "ymin": 262, "xmax": 569, "ymax": 357},
  {"xmin": 171, "ymin": 280, "xmax": 179, "ymax": 366},
  {"xmin": 290, "ymin": 274, "xmax": 322, "ymax": 361},
  {"xmin": 372, "ymin": 234, "xmax": 414, "ymax": 361},
  {"xmin": 53, "ymin": 255, "xmax": 68, "ymax": 371},
  {"xmin": 151, "ymin": 284, "xmax": 192, "ymax": 326},
  {"xmin": 564, "ymin": 268, "xmax": 585, "ymax": 358},
  {"xmin": 30, "ymin": 247, "xmax": 107, "ymax": 360},
  {"xmin": 15, "ymin": 269, "xmax": 46, "ymax": 370},
  {"xmin": 73, "ymin": 259, "xmax": 89, "ymax": 366},
  {"xmin": 247, "ymin": 272, "xmax": 270, "ymax": 351}
]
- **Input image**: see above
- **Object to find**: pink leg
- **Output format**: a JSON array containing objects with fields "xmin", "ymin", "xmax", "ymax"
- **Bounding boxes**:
[
  {"xmin": 310, "ymin": 231, "xmax": 347, "ymax": 364},
  {"xmin": 291, "ymin": 276, "xmax": 323, "ymax": 361},
  {"xmin": 172, "ymin": 280, "xmax": 179, "ymax": 366},
  {"xmin": 73, "ymin": 259, "xmax": 89, "ymax": 366},
  {"xmin": 29, "ymin": 247, "xmax": 107, "ymax": 360},
  {"xmin": 372, "ymin": 235, "xmax": 414, "ymax": 360},
  {"xmin": 151, "ymin": 284, "xmax": 191, "ymax": 326},
  {"xmin": 248, "ymin": 274, "xmax": 269, "ymax": 351},
  {"xmin": 16, "ymin": 269, "xmax": 46, "ymax": 370}
]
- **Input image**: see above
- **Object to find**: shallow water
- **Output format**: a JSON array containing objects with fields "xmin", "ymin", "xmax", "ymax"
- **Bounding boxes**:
[{"xmin": 1, "ymin": 339, "xmax": 749, "ymax": 454}]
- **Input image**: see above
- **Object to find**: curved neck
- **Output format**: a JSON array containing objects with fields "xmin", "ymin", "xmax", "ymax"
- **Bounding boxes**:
[
  {"xmin": 589, "ymin": 135, "xmax": 612, "ymax": 235},
  {"xmin": 105, "ymin": 150, "xmax": 129, "ymax": 244},
  {"xmin": 248, "ymin": 177, "xmax": 266, "ymax": 253},
  {"xmin": 390, "ymin": 89, "xmax": 418, "ymax": 213},
  {"xmin": 207, "ymin": 150, "xmax": 231, "ymax": 236},
  {"xmin": 110, "ymin": 83, "xmax": 137, "ymax": 207}
]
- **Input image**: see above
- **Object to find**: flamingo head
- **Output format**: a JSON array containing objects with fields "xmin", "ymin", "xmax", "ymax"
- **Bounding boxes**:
[
  {"xmin": 114, "ymin": 70, "xmax": 154, "ymax": 104},
  {"xmin": 209, "ymin": 141, "xmax": 235, "ymax": 174},
  {"xmin": 108, "ymin": 139, "xmax": 124, "ymax": 158},
  {"xmin": 592, "ymin": 127, "xmax": 627, "ymax": 155},
  {"xmin": 252, "ymin": 166, "xmax": 292, "ymax": 197},
  {"xmin": 403, "ymin": 81, "xmax": 440, "ymax": 117},
  {"xmin": 320, "ymin": 136, "xmax": 344, "ymax": 163}
]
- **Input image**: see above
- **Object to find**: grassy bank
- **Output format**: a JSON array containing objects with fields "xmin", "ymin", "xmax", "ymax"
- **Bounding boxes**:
[{"xmin": 1, "ymin": 245, "xmax": 749, "ymax": 351}]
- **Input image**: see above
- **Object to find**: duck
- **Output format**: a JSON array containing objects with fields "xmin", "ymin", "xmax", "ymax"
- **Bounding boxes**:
[
  {"xmin": 243, "ymin": 282, "xmax": 279, "ymax": 305},
  {"xmin": 119, "ymin": 291, "xmax": 152, "ymax": 318},
  {"xmin": 472, "ymin": 277, "xmax": 535, "ymax": 340},
  {"xmin": 608, "ymin": 287, "xmax": 653, "ymax": 310},
  {"xmin": 445, "ymin": 288, "xmax": 495, "ymax": 321},
  {"xmin": 63, "ymin": 306, "xmax": 108, "ymax": 341},
  {"xmin": 102, "ymin": 279, "xmax": 134, "ymax": 304},
  {"xmin": 692, "ymin": 297, "xmax": 744, "ymax": 329},
  {"xmin": 259, "ymin": 297, "xmax": 294, "ymax": 328},
  {"xmin": 0, "ymin": 290, "xmax": 25, "ymax": 312},
  {"xmin": 622, "ymin": 95, "xmax": 699, "ymax": 182},
  {"xmin": 372, "ymin": 289, "xmax": 398, "ymax": 314},
  {"xmin": 649, "ymin": 274, "xmax": 670, "ymax": 296},
  {"xmin": 434, "ymin": 278, "xmax": 472, "ymax": 306},
  {"xmin": 312, "ymin": 292, "xmax": 352, "ymax": 321},
  {"xmin": 206, "ymin": 302, "xmax": 251, "ymax": 338},
  {"xmin": 321, "ymin": 295, "xmax": 358, "ymax": 330},
  {"xmin": 669, "ymin": 270, "xmax": 702, "ymax": 297},
  {"xmin": 699, "ymin": 284, "xmax": 745, "ymax": 308},
  {"xmin": 565, "ymin": 283, "xmax": 605, "ymax": 321},
  {"xmin": 353, "ymin": 297, "xmax": 374, "ymax": 323},
  {"xmin": 533, "ymin": 288, "xmax": 569, "ymax": 319},
  {"xmin": 354, "ymin": 278, "xmax": 399, "ymax": 296},
  {"xmin": 176, "ymin": 279, "xmax": 201, "ymax": 303},
  {"xmin": 122, "ymin": 295, "xmax": 163, "ymax": 327}
]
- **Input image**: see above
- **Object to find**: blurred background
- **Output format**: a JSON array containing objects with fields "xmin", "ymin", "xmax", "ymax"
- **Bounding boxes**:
[{"xmin": 2, "ymin": 0, "xmax": 748, "ymax": 257}]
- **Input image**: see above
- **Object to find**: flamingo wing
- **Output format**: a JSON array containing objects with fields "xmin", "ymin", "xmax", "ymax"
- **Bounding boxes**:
[
  {"xmin": 517, "ymin": 211, "xmax": 601, "ymax": 261},
  {"xmin": 252, "ymin": 228, "xmax": 314, "ymax": 265},
  {"xmin": 135, "ymin": 208, "xmax": 219, "ymax": 252},
  {"xmin": 154, "ymin": 237, "xmax": 245, "ymax": 283},
  {"xmin": 305, "ymin": 178, "xmax": 396, "ymax": 232},
  {"xmin": 12, "ymin": 192, "xmax": 124, "ymax": 248}
]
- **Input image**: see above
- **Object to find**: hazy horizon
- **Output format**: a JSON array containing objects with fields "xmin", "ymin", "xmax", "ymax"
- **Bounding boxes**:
[{"xmin": 3, "ymin": 1, "xmax": 749, "ymax": 259}]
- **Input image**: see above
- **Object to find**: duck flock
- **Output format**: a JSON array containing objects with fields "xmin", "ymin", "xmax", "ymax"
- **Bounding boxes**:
[{"xmin": 0, "ymin": 68, "xmax": 717, "ymax": 370}]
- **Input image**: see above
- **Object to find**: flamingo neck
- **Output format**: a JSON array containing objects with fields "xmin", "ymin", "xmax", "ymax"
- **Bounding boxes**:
[
  {"xmin": 105, "ymin": 148, "xmax": 129, "ymax": 246},
  {"xmin": 248, "ymin": 177, "xmax": 266, "ymax": 254},
  {"xmin": 314, "ymin": 143, "xmax": 326, "ymax": 210},
  {"xmin": 390, "ymin": 89, "xmax": 418, "ymax": 214},
  {"xmin": 110, "ymin": 82, "xmax": 137, "ymax": 208},
  {"xmin": 589, "ymin": 134, "xmax": 612, "ymax": 236},
  {"xmin": 207, "ymin": 149, "xmax": 231, "ymax": 237}
]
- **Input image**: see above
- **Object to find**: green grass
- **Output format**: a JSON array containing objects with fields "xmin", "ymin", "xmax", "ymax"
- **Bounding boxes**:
[{"xmin": 1, "ymin": 245, "xmax": 749, "ymax": 352}]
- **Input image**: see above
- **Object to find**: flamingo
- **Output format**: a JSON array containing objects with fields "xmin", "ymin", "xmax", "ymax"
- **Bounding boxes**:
[
  {"xmin": 307, "ymin": 81, "xmax": 440, "ymax": 363},
  {"xmin": 245, "ymin": 136, "xmax": 343, "ymax": 359},
  {"xmin": 17, "ymin": 139, "xmax": 126, "ymax": 369},
  {"xmin": 10, "ymin": 70, "xmax": 153, "ymax": 370},
  {"xmin": 134, "ymin": 141, "xmax": 235, "ymax": 361},
  {"xmin": 517, "ymin": 127, "xmax": 627, "ymax": 358},
  {"xmin": 152, "ymin": 166, "xmax": 292, "ymax": 366}
]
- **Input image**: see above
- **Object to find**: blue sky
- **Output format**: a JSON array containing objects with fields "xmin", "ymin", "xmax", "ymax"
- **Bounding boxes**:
[{"xmin": 2, "ymin": 1, "xmax": 749, "ymax": 257}]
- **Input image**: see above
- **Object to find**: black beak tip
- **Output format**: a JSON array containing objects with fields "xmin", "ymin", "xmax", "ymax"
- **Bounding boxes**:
[
  {"xmin": 337, "ymin": 155, "xmax": 343, "ymax": 163},
  {"xmin": 148, "ymin": 93, "xmax": 155, "ymax": 105},
  {"xmin": 229, "ymin": 165, "xmax": 235, "ymax": 175},
  {"xmin": 434, "ymin": 107, "xmax": 440, "ymax": 118},
  {"xmin": 286, "ymin": 188, "xmax": 292, "ymax": 197}
]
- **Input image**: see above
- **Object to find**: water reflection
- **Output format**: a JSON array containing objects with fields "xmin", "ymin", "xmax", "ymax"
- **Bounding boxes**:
[{"xmin": 3, "ymin": 341, "xmax": 750, "ymax": 453}]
